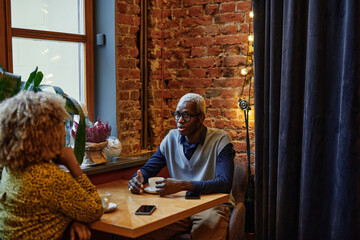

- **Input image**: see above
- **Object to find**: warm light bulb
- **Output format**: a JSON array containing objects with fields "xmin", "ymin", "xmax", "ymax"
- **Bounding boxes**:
[
  {"xmin": 248, "ymin": 35, "xmax": 254, "ymax": 42},
  {"xmin": 249, "ymin": 11, "xmax": 254, "ymax": 18},
  {"xmin": 241, "ymin": 68, "xmax": 248, "ymax": 75}
]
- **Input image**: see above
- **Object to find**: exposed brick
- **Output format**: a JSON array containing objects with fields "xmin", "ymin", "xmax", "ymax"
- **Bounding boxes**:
[
  {"xmin": 191, "ymin": 68, "xmax": 207, "ymax": 78},
  {"xmin": 211, "ymin": 99, "xmax": 239, "ymax": 108},
  {"xmin": 150, "ymin": 9, "xmax": 162, "ymax": 18},
  {"xmin": 118, "ymin": 91, "xmax": 130, "ymax": 100},
  {"xmin": 186, "ymin": 58, "xmax": 215, "ymax": 68},
  {"xmin": 191, "ymin": 47, "xmax": 206, "ymax": 58},
  {"xmin": 221, "ymin": 3, "xmax": 236, "ymax": 13},
  {"xmin": 116, "ymin": 25, "xmax": 130, "ymax": 34},
  {"xmin": 223, "ymin": 56, "xmax": 247, "ymax": 67},
  {"xmin": 205, "ymin": 88, "xmax": 221, "ymax": 98},
  {"xmin": 237, "ymin": 1, "xmax": 252, "ymax": 11},
  {"xmin": 130, "ymin": 26, "xmax": 139, "ymax": 35},
  {"xmin": 205, "ymin": 4, "xmax": 219, "ymax": 15},
  {"xmin": 117, "ymin": 3, "xmax": 127, "ymax": 13},
  {"xmin": 215, "ymin": 35, "xmax": 248, "ymax": 45},
  {"xmin": 187, "ymin": 27, "xmax": 205, "ymax": 37},
  {"xmin": 204, "ymin": 25, "xmax": 220, "ymax": 36},
  {"xmin": 183, "ymin": 37, "xmax": 215, "ymax": 47},
  {"xmin": 189, "ymin": 6, "xmax": 203, "ymax": 16},
  {"xmin": 183, "ymin": 0, "xmax": 213, "ymax": 6},
  {"xmin": 221, "ymin": 89, "xmax": 238, "ymax": 98},
  {"xmin": 207, "ymin": 68, "xmax": 222, "ymax": 78},
  {"xmin": 116, "ymin": 13, "xmax": 134, "ymax": 25},
  {"xmin": 221, "ymin": 25, "xmax": 238, "ymax": 34},
  {"xmin": 129, "ymin": 48, "xmax": 139, "ymax": 57},
  {"xmin": 128, "ymin": 5, "xmax": 140, "ymax": 15},
  {"xmin": 173, "ymin": 9, "xmax": 187, "ymax": 18},
  {"xmin": 117, "ymin": 47, "xmax": 128, "ymax": 56},
  {"xmin": 233, "ymin": 141, "xmax": 247, "ymax": 152},
  {"xmin": 215, "ymin": 13, "xmax": 245, "ymax": 24},
  {"xmin": 130, "ymin": 90, "xmax": 140, "ymax": 100},
  {"xmin": 182, "ymin": 16, "xmax": 213, "ymax": 27},
  {"xmin": 207, "ymin": 46, "xmax": 223, "ymax": 56},
  {"xmin": 222, "ymin": 109, "xmax": 239, "ymax": 119},
  {"xmin": 213, "ymin": 78, "xmax": 243, "ymax": 87},
  {"xmin": 117, "ymin": 58, "xmax": 138, "ymax": 68},
  {"xmin": 182, "ymin": 79, "xmax": 212, "ymax": 88},
  {"xmin": 165, "ymin": 19, "xmax": 181, "ymax": 29}
]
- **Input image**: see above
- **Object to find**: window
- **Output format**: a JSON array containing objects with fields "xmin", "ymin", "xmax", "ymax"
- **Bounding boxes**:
[{"xmin": 0, "ymin": 0, "xmax": 94, "ymax": 120}]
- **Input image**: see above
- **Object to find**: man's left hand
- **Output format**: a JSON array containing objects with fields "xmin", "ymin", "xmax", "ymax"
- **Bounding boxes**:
[{"xmin": 156, "ymin": 178, "xmax": 193, "ymax": 196}]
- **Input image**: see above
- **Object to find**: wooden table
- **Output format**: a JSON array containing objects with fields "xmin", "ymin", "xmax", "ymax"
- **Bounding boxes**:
[{"xmin": 89, "ymin": 179, "xmax": 229, "ymax": 238}]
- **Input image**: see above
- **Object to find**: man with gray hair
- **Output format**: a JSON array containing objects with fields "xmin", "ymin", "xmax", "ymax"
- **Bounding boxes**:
[{"xmin": 128, "ymin": 93, "xmax": 235, "ymax": 240}]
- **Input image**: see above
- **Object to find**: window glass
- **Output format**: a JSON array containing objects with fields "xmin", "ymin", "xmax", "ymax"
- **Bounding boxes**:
[
  {"xmin": 11, "ymin": 0, "xmax": 84, "ymax": 34},
  {"xmin": 12, "ymin": 38, "xmax": 84, "ymax": 103}
]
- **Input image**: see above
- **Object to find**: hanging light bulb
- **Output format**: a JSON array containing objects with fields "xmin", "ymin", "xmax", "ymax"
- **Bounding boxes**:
[
  {"xmin": 249, "ymin": 11, "xmax": 254, "ymax": 18},
  {"xmin": 248, "ymin": 35, "xmax": 254, "ymax": 42},
  {"xmin": 241, "ymin": 68, "xmax": 248, "ymax": 75}
]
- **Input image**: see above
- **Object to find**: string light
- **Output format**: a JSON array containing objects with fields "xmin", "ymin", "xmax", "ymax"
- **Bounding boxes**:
[
  {"xmin": 248, "ymin": 35, "xmax": 254, "ymax": 42},
  {"xmin": 241, "ymin": 68, "xmax": 248, "ymax": 76},
  {"xmin": 249, "ymin": 11, "xmax": 254, "ymax": 18}
]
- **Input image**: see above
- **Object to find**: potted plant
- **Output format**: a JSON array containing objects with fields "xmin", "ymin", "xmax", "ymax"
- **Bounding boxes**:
[
  {"xmin": 72, "ymin": 117, "xmax": 111, "ymax": 165},
  {"xmin": 0, "ymin": 66, "xmax": 86, "ymax": 165}
]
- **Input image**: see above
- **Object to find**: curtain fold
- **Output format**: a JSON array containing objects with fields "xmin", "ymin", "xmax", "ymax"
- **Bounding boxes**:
[{"xmin": 253, "ymin": 0, "xmax": 360, "ymax": 240}]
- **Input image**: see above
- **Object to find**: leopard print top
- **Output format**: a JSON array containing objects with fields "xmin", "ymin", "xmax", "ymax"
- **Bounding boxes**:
[{"xmin": 0, "ymin": 162, "xmax": 103, "ymax": 239}]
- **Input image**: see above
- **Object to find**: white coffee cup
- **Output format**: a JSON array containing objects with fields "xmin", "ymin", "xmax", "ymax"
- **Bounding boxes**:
[
  {"xmin": 148, "ymin": 177, "xmax": 164, "ymax": 190},
  {"xmin": 99, "ymin": 192, "xmax": 112, "ymax": 210}
]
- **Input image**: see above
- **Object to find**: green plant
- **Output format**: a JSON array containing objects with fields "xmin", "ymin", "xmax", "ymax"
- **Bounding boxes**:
[{"xmin": 0, "ymin": 66, "xmax": 86, "ymax": 164}]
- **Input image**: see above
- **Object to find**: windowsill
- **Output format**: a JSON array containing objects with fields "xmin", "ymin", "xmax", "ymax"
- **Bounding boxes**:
[{"xmin": 80, "ymin": 151, "xmax": 155, "ymax": 176}]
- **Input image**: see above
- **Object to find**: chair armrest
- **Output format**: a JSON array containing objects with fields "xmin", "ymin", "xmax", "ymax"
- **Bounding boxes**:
[{"xmin": 228, "ymin": 202, "xmax": 246, "ymax": 240}]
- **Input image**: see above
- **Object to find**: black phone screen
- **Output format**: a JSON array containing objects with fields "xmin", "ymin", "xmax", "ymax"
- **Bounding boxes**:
[
  {"xmin": 185, "ymin": 191, "xmax": 200, "ymax": 199},
  {"xmin": 135, "ymin": 205, "xmax": 156, "ymax": 215}
]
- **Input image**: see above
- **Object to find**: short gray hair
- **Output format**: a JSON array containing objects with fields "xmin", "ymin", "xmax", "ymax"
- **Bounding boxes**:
[{"xmin": 177, "ymin": 93, "xmax": 206, "ymax": 115}]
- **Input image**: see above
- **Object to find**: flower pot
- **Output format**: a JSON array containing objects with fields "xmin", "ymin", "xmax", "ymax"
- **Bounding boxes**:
[{"xmin": 82, "ymin": 141, "xmax": 109, "ymax": 166}]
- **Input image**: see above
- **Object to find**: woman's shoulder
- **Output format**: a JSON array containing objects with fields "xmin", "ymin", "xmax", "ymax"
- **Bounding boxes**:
[{"xmin": 24, "ymin": 162, "xmax": 69, "ymax": 184}]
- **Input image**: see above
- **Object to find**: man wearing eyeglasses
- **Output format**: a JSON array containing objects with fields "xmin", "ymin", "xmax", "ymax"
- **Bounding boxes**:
[{"xmin": 128, "ymin": 93, "xmax": 235, "ymax": 240}]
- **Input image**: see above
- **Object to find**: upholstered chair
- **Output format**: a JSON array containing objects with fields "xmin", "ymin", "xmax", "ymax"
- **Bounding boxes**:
[{"xmin": 174, "ymin": 161, "xmax": 249, "ymax": 240}]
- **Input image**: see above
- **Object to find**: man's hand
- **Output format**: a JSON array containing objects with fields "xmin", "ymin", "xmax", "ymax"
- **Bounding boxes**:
[
  {"xmin": 156, "ymin": 178, "xmax": 193, "ymax": 196},
  {"xmin": 128, "ymin": 170, "xmax": 144, "ymax": 194},
  {"xmin": 70, "ymin": 221, "xmax": 91, "ymax": 240}
]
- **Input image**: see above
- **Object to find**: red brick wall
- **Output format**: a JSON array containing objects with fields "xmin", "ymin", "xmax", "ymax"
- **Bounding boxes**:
[{"xmin": 115, "ymin": 0, "xmax": 254, "ymax": 167}]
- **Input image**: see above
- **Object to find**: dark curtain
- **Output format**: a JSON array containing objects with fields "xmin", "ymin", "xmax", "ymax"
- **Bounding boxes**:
[{"xmin": 253, "ymin": 0, "xmax": 360, "ymax": 240}]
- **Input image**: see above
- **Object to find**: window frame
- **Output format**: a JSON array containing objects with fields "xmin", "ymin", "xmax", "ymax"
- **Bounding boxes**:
[{"xmin": 0, "ymin": 0, "xmax": 95, "ymax": 121}]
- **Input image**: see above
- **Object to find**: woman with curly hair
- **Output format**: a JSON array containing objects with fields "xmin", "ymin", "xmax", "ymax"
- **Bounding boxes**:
[{"xmin": 0, "ymin": 91, "xmax": 103, "ymax": 240}]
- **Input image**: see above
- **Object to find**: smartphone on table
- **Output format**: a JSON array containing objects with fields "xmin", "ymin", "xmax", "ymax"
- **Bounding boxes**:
[
  {"xmin": 185, "ymin": 191, "xmax": 200, "ymax": 199},
  {"xmin": 135, "ymin": 205, "xmax": 156, "ymax": 215}
]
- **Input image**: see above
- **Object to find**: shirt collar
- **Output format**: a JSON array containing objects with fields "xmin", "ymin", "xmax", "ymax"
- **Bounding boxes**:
[{"xmin": 179, "ymin": 125, "xmax": 207, "ymax": 145}]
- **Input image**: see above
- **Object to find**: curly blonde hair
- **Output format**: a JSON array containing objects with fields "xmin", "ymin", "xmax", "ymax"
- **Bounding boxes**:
[{"xmin": 0, "ymin": 91, "xmax": 70, "ymax": 170}]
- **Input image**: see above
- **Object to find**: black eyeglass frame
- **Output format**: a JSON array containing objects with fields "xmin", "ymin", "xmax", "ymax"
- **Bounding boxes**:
[{"xmin": 172, "ymin": 111, "xmax": 202, "ymax": 122}]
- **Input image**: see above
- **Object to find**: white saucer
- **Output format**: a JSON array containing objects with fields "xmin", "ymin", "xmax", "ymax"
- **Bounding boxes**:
[
  {"xmin": 103, "ymin": 202, "xmax": 117, "ymax": 213},
  {"xmin": 144, "ymin": 187, "xmax": 160, "ymax": 194}
]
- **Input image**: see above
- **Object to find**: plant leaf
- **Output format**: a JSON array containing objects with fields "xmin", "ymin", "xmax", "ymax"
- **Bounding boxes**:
[
  {"xmin": 24, "ymin": 67, "xmax": 38, "ymax": 90},
  {"xmin": 0, "ymin": 72, "xmax": 21, "ymax": 102},
  {"xmin": 62, "ymin": 94, "xmax": 86, "ymax": 164},
  {"xmin": 33, "ymin": 71, "xmax": 43, "ymax": 88},
  {"xmin": 0, "ymin": 65, "xmax": 5, "ymax": 74},
  {"xmin": 38, "ymin": 84, "xmax": 65, "ymax": 95}
]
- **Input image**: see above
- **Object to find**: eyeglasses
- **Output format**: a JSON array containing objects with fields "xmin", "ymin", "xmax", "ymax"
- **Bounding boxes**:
[{"xmin": 172, "ymin": 111, "xmax": 202, "ymax": 122}]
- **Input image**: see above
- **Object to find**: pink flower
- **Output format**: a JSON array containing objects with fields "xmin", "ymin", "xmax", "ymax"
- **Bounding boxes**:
[{"xmin": 71, "ymin": 117, "xmax": 111, "ymax": 143}]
